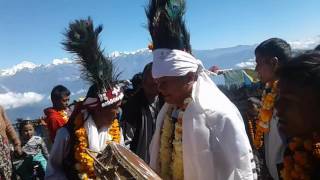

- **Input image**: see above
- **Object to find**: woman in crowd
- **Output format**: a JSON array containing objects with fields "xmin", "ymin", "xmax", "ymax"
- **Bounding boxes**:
[{"xmin": 0, "ymin": 105, "xmax": 22, "ymax": 180}]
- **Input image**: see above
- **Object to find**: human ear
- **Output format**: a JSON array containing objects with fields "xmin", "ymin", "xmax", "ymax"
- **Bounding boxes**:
[
  {"xmin": 184, "ymin": 72, "xmax": 196, "ymax": 84},
  {"xmin": 271, "ymin": 57, "xmax": 279, "ymax": 67},
  {"xmin": 271, "ymin": 57, "xmax": 279, "ymax": 71}
]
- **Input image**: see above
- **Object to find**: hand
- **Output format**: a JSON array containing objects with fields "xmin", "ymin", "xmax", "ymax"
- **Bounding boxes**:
[
  {"xmin": 39, "ymin": 116, "xmax": 47, "ymax": 126},
  {"xmin": 14, "ymin": 145, "xmax": 23, "ymax": 156}
]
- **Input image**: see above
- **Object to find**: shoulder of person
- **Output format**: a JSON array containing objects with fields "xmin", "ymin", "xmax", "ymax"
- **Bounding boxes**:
[{"xmin": 43, "ymin": 107, "xmax": 57, "ymax": 115}]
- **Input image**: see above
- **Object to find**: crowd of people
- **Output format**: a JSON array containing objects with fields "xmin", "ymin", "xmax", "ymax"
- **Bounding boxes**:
[{"xmin": 1, "ymin": 0, "xmax": 320, "ymax": 180}]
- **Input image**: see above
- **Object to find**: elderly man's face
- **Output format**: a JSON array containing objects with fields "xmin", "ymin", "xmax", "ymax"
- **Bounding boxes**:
[{"xmin": 155, "ymin": 73, "xmax": 194, "ymax": 106}]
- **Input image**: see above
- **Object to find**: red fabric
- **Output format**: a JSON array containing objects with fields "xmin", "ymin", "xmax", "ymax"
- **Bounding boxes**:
[{"xmin": 44, "ymin": 107, "xmax": 68, "ymax": 142}]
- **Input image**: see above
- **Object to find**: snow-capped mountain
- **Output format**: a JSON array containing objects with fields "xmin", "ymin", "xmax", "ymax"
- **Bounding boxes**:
[
  {"xmin": 1, "ymin": 36, "xmax": 319, "ymax": 121},
  {"xmin": 0, "ymin": 61, "xmax": 40, "ymax": 76}
]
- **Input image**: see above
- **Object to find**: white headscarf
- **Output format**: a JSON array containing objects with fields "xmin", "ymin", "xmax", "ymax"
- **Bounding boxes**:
[{"xmin": 152, "ymin": 48, "xmax": 202, "ymax": 78}]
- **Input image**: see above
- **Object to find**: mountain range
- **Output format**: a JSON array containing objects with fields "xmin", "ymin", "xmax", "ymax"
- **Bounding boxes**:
[{"xmin": 1, "ymin": 36, "xmax": 319, "ymax": 121}]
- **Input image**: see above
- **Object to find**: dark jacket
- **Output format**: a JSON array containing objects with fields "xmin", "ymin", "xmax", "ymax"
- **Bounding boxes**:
[{"xmin": 121, "ymin": 89, "xmax": 163, "ymax": 162}]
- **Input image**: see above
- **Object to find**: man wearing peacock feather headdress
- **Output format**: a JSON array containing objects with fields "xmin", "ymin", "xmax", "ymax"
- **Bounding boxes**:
[
  {"xmin": 146, "ymin": 0, "xmax": 257, "ymax": 179},
  {"xmin": 46, "ymin": 18, "xmax": 124, "ymax": 180}
]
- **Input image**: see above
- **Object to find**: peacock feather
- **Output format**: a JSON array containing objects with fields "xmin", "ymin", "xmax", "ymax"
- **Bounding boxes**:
[
  {"xmin": 62, "ymin": 17, "xmax": 119, "ymax": 93},
  {"xmin": 145, "ymin": 0, "xmax": 191, "ymax": 53}
]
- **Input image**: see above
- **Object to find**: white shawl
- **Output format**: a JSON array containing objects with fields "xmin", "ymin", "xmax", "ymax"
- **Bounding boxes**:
[
  {"xmin": 149, "ymin": 72, "xmax": 256, "ymax": 180},
  {"xmin": 84, "ymin": 116, "xmax": 112, "ymax": 152}
]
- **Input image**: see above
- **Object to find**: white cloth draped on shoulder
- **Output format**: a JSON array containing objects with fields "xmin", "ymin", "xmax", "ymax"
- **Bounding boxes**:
[
  {"xmin": 149, "ymin": 49, "xmax": 256, "ymax": 180},
  {"xmin": 264, "ymin": 113, "xmax": 286, "ymax": 180},
  {"xmin": 84, "ymin": 116, "xmax": 112, "ymax": 152}
]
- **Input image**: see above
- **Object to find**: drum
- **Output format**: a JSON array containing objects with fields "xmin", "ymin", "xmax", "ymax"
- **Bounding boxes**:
[{"xmin": 93, "ymin": 142, "xmax": 162, "ymax": 180}]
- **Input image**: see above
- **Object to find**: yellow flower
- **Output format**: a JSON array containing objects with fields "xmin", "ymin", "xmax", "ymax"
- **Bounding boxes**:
[
  {"xmin": 262, "ymin": 94, "xmax": 275, "ymax": 109},
  {"xmin": 159, "ymin": 114, "xmax": 174, "ymax": 179},
  {"xmin": 108, "ymin": 119, "xmax": 121, "ymax": 143},
  {"xmin": 159, "ymin": 102, "xmax": 189, "ymax": 180},
  {"xmin": 253, "ymin": 80, "xmax": 278, "ymax": 150}
]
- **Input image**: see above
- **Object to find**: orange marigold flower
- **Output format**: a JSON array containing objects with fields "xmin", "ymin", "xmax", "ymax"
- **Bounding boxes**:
[
  {"xmin": 259, "ymin": 109, "xmax": 273, "ymax": 123},
  {"xmin": 262, "ymin": 94, "xmax": 275, "ymax": 109}
]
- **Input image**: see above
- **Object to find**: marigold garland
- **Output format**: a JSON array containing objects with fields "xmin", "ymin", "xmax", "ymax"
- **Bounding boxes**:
[
  {"xmin": 159, "ymin": 97, "xmax": 191, "ymax": 180},
  {"xmin": 280, "ymin": 137, "xmax": 318, "ymax": 180},
  {"xmin": 253, "ymin": 80, "xmax": 278, "ymax": 149},
  {"xmin": 74, "ymin": 115, "xmax": 121, "ymax": 180},
  {"xmin": 172, "ymin": 111, "xmax": 184, "ymax": 180},
  {"xmin": 58, "ymin": 110, "xmax": 69, "ymax": 123},
  {"xmin": 108, "ymin": 119, "xmax": 121, "ymax": 143},
  {"xmin": 159, "ymin": 111, "xmax": 174, "ymax": 179}
]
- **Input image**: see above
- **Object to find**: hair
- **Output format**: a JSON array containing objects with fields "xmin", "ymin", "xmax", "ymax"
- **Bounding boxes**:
[
  {"xmin": 142, "ymin": 62, "xmax": 153, "ymax": 81},
  {"xmin": 131, "ymin": 72, "xmax": 143, "ymax": 91},
  {"xmin": 278, "ymin": 51, "xmax": 320, "ymax": 94},
  {"xmin": 51, "ymin": 85, "xmax": 70, "ymax": 102},
  {"xmin": 255, "ymin": 38, "xmax": 292, "ymax": 66},
  {"xmin": 315, "ymin": 44, "xmax": 320, "ymax": 51},
  {"xmin": 86, "ymin": 84, "xmax": 98, "ymax": 98}
]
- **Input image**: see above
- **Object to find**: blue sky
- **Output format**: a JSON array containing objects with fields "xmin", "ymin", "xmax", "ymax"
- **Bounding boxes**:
[{"xmin": 0, "ymin": 0, "xmax": 319, "ymax": 68}]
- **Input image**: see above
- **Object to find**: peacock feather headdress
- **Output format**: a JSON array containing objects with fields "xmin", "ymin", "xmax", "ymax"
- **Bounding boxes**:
[
  {"xmin": 62, "ymin": 17, "xmax": 123, "ymax": 108},
  {"xmin": 146, "ymin": 0, "xmax": 191, "ymax": 53}
]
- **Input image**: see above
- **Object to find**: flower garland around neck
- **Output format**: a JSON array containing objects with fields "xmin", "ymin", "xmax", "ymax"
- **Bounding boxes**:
[
  {"xmin": 73, "ymin": 113, "xmax": 121, "ymax": 180},
  {"xmin": 58, "ymin": 109, "xmax": 69, "ymax": 123},
  {"xmin": 253, "ymin": 80, "xmax": 278, "ymax": 149},
  {"xmin": 281, "ymin": 134, "xmax": 320, "ymax": 180},
  {"xmin": 159, "ymin": 97, "xmax": 192, "ymax": 180}
]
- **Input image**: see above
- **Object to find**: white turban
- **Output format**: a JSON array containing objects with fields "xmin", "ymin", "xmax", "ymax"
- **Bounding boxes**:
[{"xmin": 152, "ymin": 48, "xmax": 203, "ymax": 78}]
